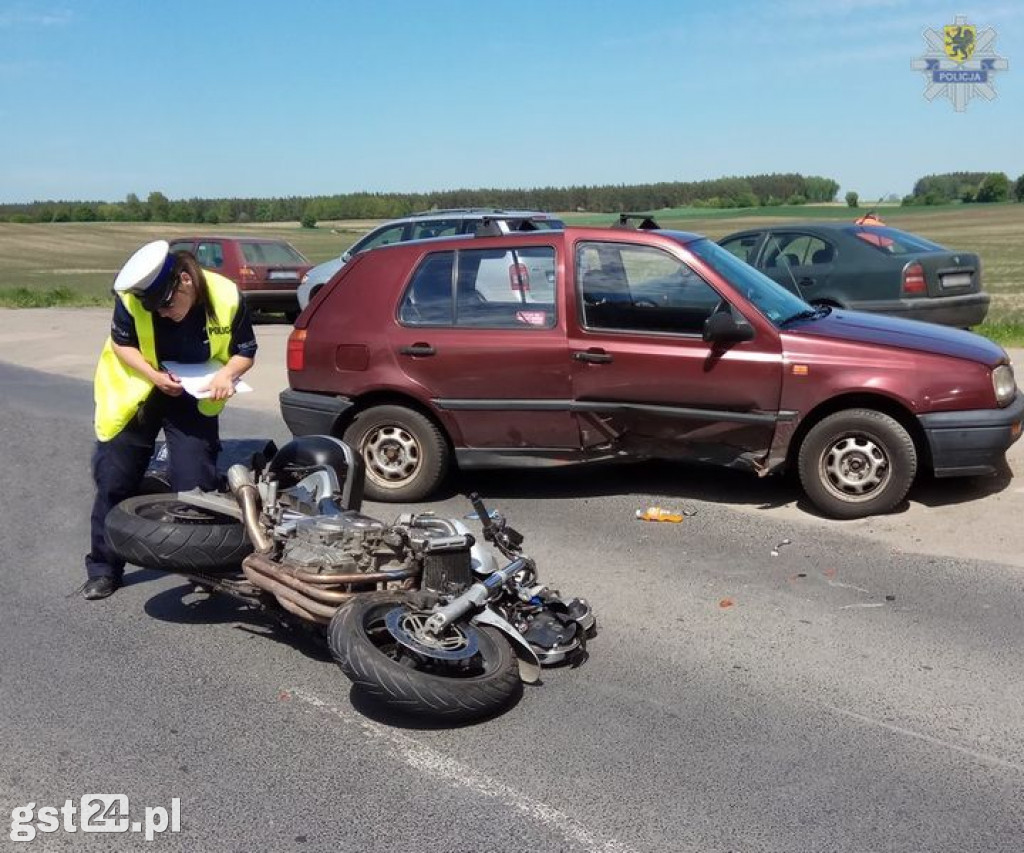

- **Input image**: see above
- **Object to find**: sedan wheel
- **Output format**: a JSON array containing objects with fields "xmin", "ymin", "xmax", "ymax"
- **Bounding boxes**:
[{"xmin": 797, "ymin": 408, "xmax": 917, "ymax": 519}]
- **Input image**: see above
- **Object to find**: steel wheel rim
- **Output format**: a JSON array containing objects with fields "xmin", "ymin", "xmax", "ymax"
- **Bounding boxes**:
[
  {"xmin": 361, "ymin": 424, "xmax": 421, "ymax": 488},
  {"xmin": 818, "ymin": 432, "xmax": 890, "ymax": 502}
]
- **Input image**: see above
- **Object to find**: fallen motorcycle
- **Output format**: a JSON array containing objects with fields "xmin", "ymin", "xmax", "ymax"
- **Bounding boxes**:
[{"xmin": 105, "ymin": 435, "xmax": 595, "ymax": 722}]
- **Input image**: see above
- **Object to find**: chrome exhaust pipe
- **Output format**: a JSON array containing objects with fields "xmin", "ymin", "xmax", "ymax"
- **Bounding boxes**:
[{"xmin": 227, "ymin": 464, "xmax": 273, "ymax": 554}]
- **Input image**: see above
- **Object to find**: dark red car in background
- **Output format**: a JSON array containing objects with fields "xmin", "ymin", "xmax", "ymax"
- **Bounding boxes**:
[
  {"xmin": 280, "ymin": 223, "xmax": 1022, "ymax": 519},
  {"xmin": 169, "ymin": 236, "xmax": 312, "ymax": 319}
]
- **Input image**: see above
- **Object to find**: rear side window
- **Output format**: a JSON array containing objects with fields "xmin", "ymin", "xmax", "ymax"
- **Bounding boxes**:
[
  {"xmin": 719, "ymin": 234, "xmax": 760, "ymax": 263},
  {"xmin": 241, "ymin": 241, "xmax": 307, "ymax": 264},
  {"xmin": 762, "ymin": 233, "xmax": 835, "ymax": 267},
  {"xmin": 399, "ymin": 247, "xmax": 557, "ymax": 329},
  {"xmin": 195, "ymin": 241, "xmax": 224, "ymax": 269},
  {"xmin": 848, "ymin": 226, "xmax": 945, "ymax": 255},
  {"xmin": 409, "ymin": 219, "xmax": 461, "ymax": 239}
]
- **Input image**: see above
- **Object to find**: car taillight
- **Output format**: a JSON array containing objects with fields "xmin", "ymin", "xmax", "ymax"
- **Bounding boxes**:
[
  {"xmin": 902, "ymin": 262, "xmax": 926, "ymax": 295},
  {"xmin": 239, "ymin": 266, "xmax": 257, "ymax": 281},
  {"xmin": 287, "ymin": 329, "xmax": 306, "ymax": 371},
  {"xmin": 510, "ymin": 263, "xmax": 530, "ymax": 292}
]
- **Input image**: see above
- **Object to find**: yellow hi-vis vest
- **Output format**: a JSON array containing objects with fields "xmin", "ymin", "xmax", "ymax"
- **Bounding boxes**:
[{"xmin": 93, "ymin": 271, "xmax": 241, "ymax": 441}]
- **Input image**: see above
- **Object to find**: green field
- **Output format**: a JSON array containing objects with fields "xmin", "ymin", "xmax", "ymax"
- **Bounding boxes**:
[{"xmin": 2, "ymin": 204, "xmax": 1022, "ymax": 343}]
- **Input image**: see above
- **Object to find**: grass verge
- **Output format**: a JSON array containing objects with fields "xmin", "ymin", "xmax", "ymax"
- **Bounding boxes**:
[
  {"xmin": 974, "ymin": 321, "xmax": 1024, "ymax": 348},
  {"xmin": 0, "ymin": 286, "xmax": 109, "ymax": 308}
]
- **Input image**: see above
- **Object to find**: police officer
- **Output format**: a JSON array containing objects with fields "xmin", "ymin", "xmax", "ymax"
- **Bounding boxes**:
[
  {"xmin": 854, "ymin": 211, "xmax": 885, "ymax": 226},
  {"xmin": 82, "ymin": 240, "xmax": 257, "ymax": 599}
]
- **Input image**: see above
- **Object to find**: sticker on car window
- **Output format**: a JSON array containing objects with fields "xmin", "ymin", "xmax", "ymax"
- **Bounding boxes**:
[{"xmin": 516, "ymin": 311, "xmax": 548, "ymax": 326}]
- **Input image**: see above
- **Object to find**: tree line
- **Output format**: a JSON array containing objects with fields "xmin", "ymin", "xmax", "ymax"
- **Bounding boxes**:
[
  {"xmin": 904, "ymin": 171, "xmax": 1024, "ymax": 205},
  {"xmin": 0, "ymin": 173, "xmax": 839, "ymax": 225},
  {"xmin": 4, "ymin": 171, "xmax": 1020, "ymax": 225}
]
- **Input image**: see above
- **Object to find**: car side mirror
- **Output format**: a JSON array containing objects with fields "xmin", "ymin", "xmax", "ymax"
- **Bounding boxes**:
[
  {"xmin": 703, "ymin": 311, "xmax": 754, "ymax": 345},
  {"xmin": 341, "ymin": 251, "xmax": 352, "ymax": 263}
]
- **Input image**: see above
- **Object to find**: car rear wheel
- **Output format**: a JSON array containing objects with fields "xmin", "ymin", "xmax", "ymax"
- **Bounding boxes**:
[
  {"xmin": 797, "ymin": 408, "xmax": 917, "ymax": 519},
  {"xmin": 342, "ymin": 405, "xmax": 449, "ymax": 502}
]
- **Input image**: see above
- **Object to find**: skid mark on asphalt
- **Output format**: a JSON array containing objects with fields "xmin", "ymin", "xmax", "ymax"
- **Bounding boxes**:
[
  {"xmin": 821, "ymin": 704, "xmax": 1024, "ymax": 773},
  {"xmin": 286, "ymin": 688, "xmax": 643, "ymax": 853}
]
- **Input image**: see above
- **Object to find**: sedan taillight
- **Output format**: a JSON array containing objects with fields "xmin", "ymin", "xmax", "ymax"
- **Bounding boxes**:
[
  {"xmin": 902, "ymin": 262, "xmax": 926, "ymax": 295},
  {"xmin": 510, "ymin": 263, "xmax": 530, "ymax": 292},
  {"xmin": 287, "ymin": 329, "xmax": 306, "ymax": 371}
]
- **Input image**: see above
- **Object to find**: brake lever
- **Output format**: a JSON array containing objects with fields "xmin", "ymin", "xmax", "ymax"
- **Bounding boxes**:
[
  {"xmin": 469, "ymin": 492, "xmax": 497, "ymax": 542},
  {"xmin": 469, "ymin": 492, "xmax": 524, "ymax": 557}
]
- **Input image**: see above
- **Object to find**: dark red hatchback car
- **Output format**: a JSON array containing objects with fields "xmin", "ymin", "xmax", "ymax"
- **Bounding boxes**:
[
  {"xmin": 169, "ymin": 236, "xmax": 312, "ymax": 318},
  {"xmin": 280, "ymin": 225, "xmax": 1023, "ymax": 519}
]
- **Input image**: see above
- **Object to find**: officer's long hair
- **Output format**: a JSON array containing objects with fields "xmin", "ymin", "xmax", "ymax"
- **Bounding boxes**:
[{"xmin": 169, "ymin": 251, "xmax": 213, "ymax": 316}]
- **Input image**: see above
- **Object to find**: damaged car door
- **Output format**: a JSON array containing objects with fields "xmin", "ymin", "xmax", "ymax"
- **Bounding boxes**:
[{"xmin": 567, "ymin": 238, "xmax": 785, "ymax": 470}]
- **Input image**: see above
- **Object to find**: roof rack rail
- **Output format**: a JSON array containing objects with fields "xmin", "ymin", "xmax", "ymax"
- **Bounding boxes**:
[
  {"xmin": 410, "ymin": 207, "xmax": 512, "ymax": 217},
  {"xmin": 613, "ymin": 213, "xmax": 661, "ymax": 231}
]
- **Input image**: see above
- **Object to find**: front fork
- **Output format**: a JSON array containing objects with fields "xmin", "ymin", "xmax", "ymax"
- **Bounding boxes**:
[{"xmin": 423, "ymin": 558, "xmax": 543, "ymax": 683}]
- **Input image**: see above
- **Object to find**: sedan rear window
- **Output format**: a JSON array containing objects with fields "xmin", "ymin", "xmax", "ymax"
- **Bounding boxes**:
[
  {"xmin": 848, "ymin": 226, "xmax": 945, "ymax": 255},
  {"xmin": 241, "ymin": 241, "xmax": 308, "ymax": 265}
]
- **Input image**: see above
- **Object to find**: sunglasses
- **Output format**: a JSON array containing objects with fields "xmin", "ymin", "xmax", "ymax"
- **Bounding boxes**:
[{"xmin": 158, "ymin": 276, "xmax": 182, "ymax": 309}]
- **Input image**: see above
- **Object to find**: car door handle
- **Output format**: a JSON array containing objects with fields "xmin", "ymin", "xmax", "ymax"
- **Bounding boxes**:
[
  {"xmin": 572, "ymin": 349, "xmax": 613, "ymax": 364},
  {"xmin": 399, "ymin": 344, "xmax": 436, "ymax": 357}
]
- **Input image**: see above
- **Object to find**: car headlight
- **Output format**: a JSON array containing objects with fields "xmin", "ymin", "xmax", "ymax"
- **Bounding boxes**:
[{"xmin": 993, "ymin": 364, "xmax": 1016, "ymax": 405}]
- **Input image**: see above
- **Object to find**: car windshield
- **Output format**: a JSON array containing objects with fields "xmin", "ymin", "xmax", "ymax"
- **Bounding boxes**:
[
  {"xmin": 685, "ymin": 237, "xmax": 812, "ymax": 327},
  {"xmin": 847, "ymin": 225, "xmax": 945, "ymax": 255}
]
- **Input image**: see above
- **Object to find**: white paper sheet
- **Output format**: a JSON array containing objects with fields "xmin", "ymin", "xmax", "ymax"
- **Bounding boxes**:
[{"xmin": 160, "ymin": 359, "xmax": 253, "ymax": 400}]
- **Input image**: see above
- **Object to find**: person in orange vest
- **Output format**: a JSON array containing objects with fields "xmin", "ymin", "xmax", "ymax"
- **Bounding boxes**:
[
  {"xmin": 81, "ymin": 240, "xmax": 257, "ymax": 599},
  {"xmin": 855, "ymin": 211, "xmax": 885, "ymax": 226}
]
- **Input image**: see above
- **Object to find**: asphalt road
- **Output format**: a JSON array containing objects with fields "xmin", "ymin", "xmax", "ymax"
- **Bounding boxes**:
[{"xmin": 1, "ymin": 342, "xmax": 1023, "ymax": 850}]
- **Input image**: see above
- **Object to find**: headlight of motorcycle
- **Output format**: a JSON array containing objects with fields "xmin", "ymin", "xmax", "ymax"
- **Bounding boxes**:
[{"xmin": 993, "ymin": 364, "xmax": 1016, "ymax": 405}]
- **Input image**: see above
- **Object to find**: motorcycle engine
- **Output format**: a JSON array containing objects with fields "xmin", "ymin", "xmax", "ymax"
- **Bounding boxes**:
[{"xmin": 281, "ymin": 512, "xmax": 412, "ymax": 575}]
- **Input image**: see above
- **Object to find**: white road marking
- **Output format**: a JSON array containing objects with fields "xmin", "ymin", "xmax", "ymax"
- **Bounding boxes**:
[
  {"xmin": 824, "ymin": 579, "xmax": 872, "ymax": 594},
  {"xmin": 837, "ymin": 602, "xmax": 886, "ymax": 610},
  {"xmin": 821, "ymin": 704, "xmax": 1024, "ymax": 773},
  {"xmin": 286, "ymin": 688, "xmax": 642, "ymax": 853}
]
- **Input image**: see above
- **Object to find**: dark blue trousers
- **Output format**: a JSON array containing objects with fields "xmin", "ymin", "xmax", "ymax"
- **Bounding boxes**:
[{"xmin": 85, "ymin": 392, "xmax": 221, "ymax": 580}]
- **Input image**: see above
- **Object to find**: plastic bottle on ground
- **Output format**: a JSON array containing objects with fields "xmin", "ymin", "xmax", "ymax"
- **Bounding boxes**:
[{"xmin": 635, "ymin": 506, "xmax": 685, "ymax": 523}]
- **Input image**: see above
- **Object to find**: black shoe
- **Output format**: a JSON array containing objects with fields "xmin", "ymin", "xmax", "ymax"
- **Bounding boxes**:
[{"xmin": 82, "ymin": 576, "xmax": 120, "ymax": 600}]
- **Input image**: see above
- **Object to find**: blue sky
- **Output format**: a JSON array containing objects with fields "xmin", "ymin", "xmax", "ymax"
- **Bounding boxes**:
[{"xmin": 1, "ymin": 0, "xmax": 1020, "ymax": 204}]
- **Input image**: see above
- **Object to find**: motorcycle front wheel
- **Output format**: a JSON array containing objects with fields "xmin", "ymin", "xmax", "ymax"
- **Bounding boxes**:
[
  {"xmin": 105, "ymin": 494, "xmax": 252, "ymax": 572},
  {"xmin": 328, "ymin": 592, "xmax": 521, "ymax": 723}
]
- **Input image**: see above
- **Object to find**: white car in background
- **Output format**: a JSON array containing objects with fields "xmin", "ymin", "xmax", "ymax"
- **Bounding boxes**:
[{"xmin": 296, "ymin": 208, "xmax": 564, "ymax": 309}]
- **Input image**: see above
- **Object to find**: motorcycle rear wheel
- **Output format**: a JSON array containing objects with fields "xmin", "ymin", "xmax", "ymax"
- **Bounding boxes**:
[
  {"xmin": 328, "ymin": 592, "xmax": 521, "ymax": 722},
  {"xmin": 105, "ymin": 494, "xmax": 252, "ymax": 572}
]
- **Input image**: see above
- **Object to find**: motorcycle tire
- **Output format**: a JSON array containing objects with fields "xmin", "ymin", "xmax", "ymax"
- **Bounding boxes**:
[
  {"xmin": 104, "ymin": 494, "xmax": 252, "ymax": 572},
  {"xmin": 328, "ymin": 592, "xmax": 522, "ymax": 723}
]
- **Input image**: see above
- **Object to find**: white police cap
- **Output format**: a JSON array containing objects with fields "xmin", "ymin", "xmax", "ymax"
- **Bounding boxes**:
[{"xmin": 112, "ymin": 240, "xmax": 177, "ymax": 311}]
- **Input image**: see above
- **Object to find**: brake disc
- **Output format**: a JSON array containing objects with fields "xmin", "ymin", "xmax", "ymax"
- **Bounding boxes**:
[{"xmin": 384, "ymin": 607, "xmax": 480, "ymax": 661}]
